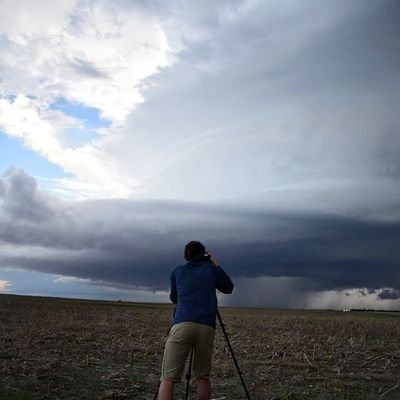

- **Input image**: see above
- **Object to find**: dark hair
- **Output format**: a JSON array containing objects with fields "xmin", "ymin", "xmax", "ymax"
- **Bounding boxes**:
[{"xmin": 184, "ymin": 241, "xmax": 206, "ymax": 261}]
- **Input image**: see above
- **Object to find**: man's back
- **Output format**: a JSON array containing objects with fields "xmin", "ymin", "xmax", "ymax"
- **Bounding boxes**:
[{"xmin": 170, "ymin": 258, "xmax": 234, "ymax": 327}]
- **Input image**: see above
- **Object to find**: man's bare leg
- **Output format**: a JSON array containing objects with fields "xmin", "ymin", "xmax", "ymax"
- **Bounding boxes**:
[
  {"xmin": 158, "ymin": 380, "xmax": 174, "ymax": 400},
  {"xmin": 196, "ymin": 378, "xmax": 211, "ymax": 400}
]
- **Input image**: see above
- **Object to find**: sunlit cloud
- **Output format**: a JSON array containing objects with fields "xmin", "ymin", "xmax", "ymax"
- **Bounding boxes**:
[
  {"xmin": 0, "ymin": 279, "xmax": 11, "ymax": 292},
  {"xmin": 0, "ymin": 0, "xmax": 173, "ymax": 198}
]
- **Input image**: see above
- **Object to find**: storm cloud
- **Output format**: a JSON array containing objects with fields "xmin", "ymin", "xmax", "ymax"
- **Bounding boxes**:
[
  {"xmin": 1, "ymin": 168, "xmax": 399, "ymax": 307},
  {"xmin": 1, "ymin": 1, "xmax": 400, "ymax": 308}
]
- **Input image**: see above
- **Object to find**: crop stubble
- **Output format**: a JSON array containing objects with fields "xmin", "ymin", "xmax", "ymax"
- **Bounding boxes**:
[{"xmin": 1, "ymin": 294, "xmax": 399, "ymax": 399}]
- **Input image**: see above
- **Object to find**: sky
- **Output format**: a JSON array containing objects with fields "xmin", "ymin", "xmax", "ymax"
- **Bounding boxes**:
[{"xmin": 0, "ymin": 0, "xmax": 400, "ymax": 309}]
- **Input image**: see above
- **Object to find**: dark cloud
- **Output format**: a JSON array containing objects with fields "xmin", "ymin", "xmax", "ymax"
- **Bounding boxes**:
[
  {"xmin": 1, "ymin": 169, "xmax": 399, "ymax": 304},
  {"xmin": 378, "ymin": 289, "xmax": 400, "ymax": 300},
  {"xmin": 0, "ymin": 168, "xmax": 56, "ymax": 221}
]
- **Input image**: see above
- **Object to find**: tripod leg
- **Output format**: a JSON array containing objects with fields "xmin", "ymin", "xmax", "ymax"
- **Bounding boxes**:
[
  {"xmin": 217, "ymin": 310, "xmax": 251, "ymax": 400},
  {"xmin": 185, "ymin": 347, "xmax": 194, "ymax": 400}
]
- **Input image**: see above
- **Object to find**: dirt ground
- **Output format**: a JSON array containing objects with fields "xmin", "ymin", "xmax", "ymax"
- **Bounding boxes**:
[{"xmin": 1, "ymin": 294, "xmax": 399, "ymax": 399}]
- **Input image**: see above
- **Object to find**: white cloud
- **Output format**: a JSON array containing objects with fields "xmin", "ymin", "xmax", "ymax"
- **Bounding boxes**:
[
  {"xmin": 0, "ymin": 0, "xmax": 171, "ymax": 122},
  {"xmin": 304, "ymin": 289, "xmax": 400, "ymax": 311},
  {"xmin": 0, "ymin": 0, "xmax": 77, "ymax": 36},
  {"xmin": 0, "ymin": 95, "xmax": 138, "ymax": 198},
  {"xmin": 0, "ymin": 279, "xmax": 11, "ymax": 292},
  {"xmin": 0, "ymin": 0, "xmax": 173, "ymax": 198}
]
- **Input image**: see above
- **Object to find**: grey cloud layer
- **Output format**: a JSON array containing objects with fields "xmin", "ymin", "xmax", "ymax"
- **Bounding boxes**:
[
  {"xmin": 103, "ymin": 0, "xmax": 400, "ymax": 204},
  {"xmin": 1, "ymin": 169, "xmax": 399, "ymax": 300}
]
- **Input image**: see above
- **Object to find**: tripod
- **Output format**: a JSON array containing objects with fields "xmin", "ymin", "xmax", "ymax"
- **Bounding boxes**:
[
  {"xmin": 185, "ymin": 347, "xmax": 194, "ymax": 399},
  {"xmin": 216, "ymin": 310, "xmax": 251, "ymax": 400}
]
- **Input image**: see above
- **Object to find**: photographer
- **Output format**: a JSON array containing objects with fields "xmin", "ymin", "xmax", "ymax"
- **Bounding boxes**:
[{"xmin": 158, "ymin": 241, "xmax": 234, "ymax": 400}]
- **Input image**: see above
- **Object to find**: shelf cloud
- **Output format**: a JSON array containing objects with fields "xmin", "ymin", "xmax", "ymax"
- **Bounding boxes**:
[{"xmin": 1, "ymin": 168, "xmax": 399, "ymax": 307}]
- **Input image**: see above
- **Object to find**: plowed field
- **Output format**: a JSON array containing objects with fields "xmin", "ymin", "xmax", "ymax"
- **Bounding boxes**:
[{"xmin": 1, "ymin": 294, "xmax": 399, "ymax": 399}]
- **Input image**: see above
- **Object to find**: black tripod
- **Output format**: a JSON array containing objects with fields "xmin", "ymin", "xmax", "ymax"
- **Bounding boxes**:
[
  {"xmin": 216, "ymin": 310, "xmax": 251, "ymax": 400},
  {"xmin": 184, "ymin": 347, "xmax": 194, "ymax": 399}
]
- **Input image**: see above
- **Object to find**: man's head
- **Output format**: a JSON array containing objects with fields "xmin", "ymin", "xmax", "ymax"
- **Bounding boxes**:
[{"xmin": 184, "ymin": 240, "xmax": 206, "ymax": 261}]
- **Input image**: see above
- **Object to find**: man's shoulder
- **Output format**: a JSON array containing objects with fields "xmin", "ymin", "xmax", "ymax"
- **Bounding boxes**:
[
  {"xmin": 171, "ymin": 261, "xmax": 213, "ymax": 274},
  {"xmin": 171, "ymin": 263, "xmax": 187, "ymax": 274}
]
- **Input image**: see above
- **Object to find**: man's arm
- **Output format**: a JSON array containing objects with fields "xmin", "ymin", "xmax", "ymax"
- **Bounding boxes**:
[
  {"xmin": 169, "ymin": 272, "xmax": 177, "ymax": 304},
  {"xmin": 209, "ymin": 254, "xmax": 234, "ymax": 294},
  {"xmin": 215, "ymin": 266, "xmax": 234, "ymax": 294}
]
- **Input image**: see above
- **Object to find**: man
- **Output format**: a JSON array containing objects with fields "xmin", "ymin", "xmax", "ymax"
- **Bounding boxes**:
[{"xmin": 158, "ymin": 241, "xmax": 234, "ymax": 400}]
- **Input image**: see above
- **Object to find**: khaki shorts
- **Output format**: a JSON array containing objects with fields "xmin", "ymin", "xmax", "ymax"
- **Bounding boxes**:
[{"xmin": 161, "ymin": 322, "xmax": 216, "ymax": 383}]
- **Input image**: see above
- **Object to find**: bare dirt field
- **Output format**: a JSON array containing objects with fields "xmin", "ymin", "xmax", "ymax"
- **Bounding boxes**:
[{"xmin": 1, "ymin": 294, "xmax": 399, "ymax": 399}]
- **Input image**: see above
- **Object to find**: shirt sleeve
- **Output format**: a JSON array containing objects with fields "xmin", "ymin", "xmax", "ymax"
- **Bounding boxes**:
[
  {"xmin": 215, "ymin": 265, "xmax": 234, "ymax": 294},
  {"xmin": 169, "ymin": 272, "xmax": 178, "ymax": 304}
]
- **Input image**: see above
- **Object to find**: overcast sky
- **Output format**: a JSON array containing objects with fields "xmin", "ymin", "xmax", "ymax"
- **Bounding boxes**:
[{"xmin": 0, "ymin": 0, "xmax": 399, "ymax": 309}]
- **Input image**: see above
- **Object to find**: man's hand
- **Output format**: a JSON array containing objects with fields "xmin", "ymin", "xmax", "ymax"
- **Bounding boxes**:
[{"xmin": 209, "ymin": 254, "xmax": 219, "ymax": 267}]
